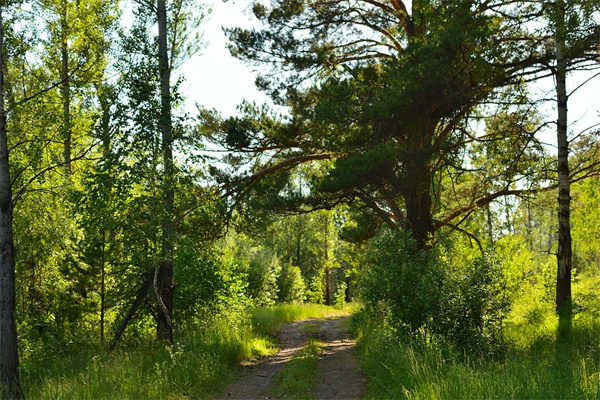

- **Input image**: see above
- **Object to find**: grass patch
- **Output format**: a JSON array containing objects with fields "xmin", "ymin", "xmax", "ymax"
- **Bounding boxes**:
[
  {"xmin": 354, "ymin": 273, "xmax": 600, "ymax": 399},
  {"xmin": 251, "ymin": 303, "xmax": 355, "ymax": 336},
  {"xmin": 302, "ymin": 322, "xmax": 321, "ymax": 335},
  {"xmin": 21, "ymin": 303, "xmax": 353, "ymax": 399},
  {"xmin": 22, "ymin": 319, "xmax": 277, "ymax": 399},
  {"xmin": 270, "ymin": 338, "xmax": 323, "ymax": 399}
]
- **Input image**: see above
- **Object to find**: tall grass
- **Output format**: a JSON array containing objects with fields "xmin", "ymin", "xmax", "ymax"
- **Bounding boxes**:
[
  {"xmin": 21, "ymin": 303, "xmax": 347, "ymax": 399},
  {"xmin": 251, "ymin": 303, "xmax": 356, "ymax": 335},
  {"xmin": 355, "ymin": 273, "xmax": 600, "ymax": 399}
]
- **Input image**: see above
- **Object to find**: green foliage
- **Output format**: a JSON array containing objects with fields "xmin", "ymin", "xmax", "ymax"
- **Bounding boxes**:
[
  {"xmin": 222, "ymin": 232, "xmax": 282, "ymax": 307},
  {"xmin": 572, "ymin": 177, "xmax": 600, "ymax": 272},
  {"xmin": 334, "ymin": 282, "xmax": 347, "ymax": 308},
  {"xmin": 362, "ymin": 229, "xmax": 443, "ymax": 336},
  {"xmin": 247, "ymin": 251, "xmax": 281, "ymax": 307},
  {"xmin": 494, "ymin": 234, "xmax": 555, "ymax": 302},
  {"xmin": 306, "ymin": 274, "xmax": 324, "ymax": 304},
  {"xmin": 355, "ymin": 271, "xmax": 600, "ymax": 400},
  {"xmin": 175, "ymin": 246, "xmax": 248, "ymax": 321},
  {"xmin": 278, "ymin": 264, "xmax": 307, "ymax": 303},
  {"xmin": 363, "ymin": 229, "xmax": 509, "ymax": 356}
]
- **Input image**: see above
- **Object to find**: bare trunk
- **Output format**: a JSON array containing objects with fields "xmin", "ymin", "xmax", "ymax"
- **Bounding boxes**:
[
  {"xmin": 486, "ymin": 204, "xmax": 494, "ymax": 246},
  {"xmin": 157, "ymin": 0, "xmax": 174, "ymax": 342},
  {"xmin": 555, "ymin": 0, "xmax": 572, "ymax": 318},
  {"xmin": 0, "ymin": 5, "xmax": 23, "ymax": 397},
  {"xmin": 324, "ymin": 266, "xmax": 331, "ymax": 306},
  {"xmin": 98, "ymin": 85, "xmax": 110, "ymax": 343},
  {"xmin": 100, "ymin": 258, "xmax": 105, "ymax": 342},
  {"xmin": 527, "ymin": 201, "xmax": 533, "ymax": 250},
  {"xmin": 323, "ymin": 217, "xmax": 331, "ymax": 306},
  {"xmin": 60, "ymin": 1, "xmax": 71, "ymax": 174},
  {"xmin": 405, "ymin": 155, "xmax": 433, "ymax": 251}
]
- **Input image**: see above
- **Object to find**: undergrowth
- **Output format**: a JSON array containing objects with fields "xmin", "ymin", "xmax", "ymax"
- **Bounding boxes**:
[
  {"xmin": 21, "ymin": 303, "xmax": 346, "ymax": 399},
  {"xmin": 354, "ymin": 272, "xmax": 600, "ymax": 399}
]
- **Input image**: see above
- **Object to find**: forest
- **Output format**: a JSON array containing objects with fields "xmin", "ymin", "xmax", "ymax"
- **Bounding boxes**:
[{"xmin": 0, "ymin": 0, "xmax": 599, "ymax": 399}]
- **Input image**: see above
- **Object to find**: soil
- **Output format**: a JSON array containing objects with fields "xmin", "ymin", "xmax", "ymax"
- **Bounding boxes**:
[{"xmin": 216, "ymin": 316, "xmax": 366, "ymax": 399}]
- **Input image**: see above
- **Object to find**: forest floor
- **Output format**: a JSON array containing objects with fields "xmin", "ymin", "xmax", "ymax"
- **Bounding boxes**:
[{"xmin": 216, "ymin": 315, "xmax": 365, "ymax": 399}]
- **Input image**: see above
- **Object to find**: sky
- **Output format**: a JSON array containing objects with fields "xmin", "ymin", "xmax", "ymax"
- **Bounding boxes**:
[
  {"xmin": 178, "ymin": 0, "xmax": 599, "ymax": 143},
  {"xmin": 178, "ymin": 1, "xmax": 270, "ymax": 118}
]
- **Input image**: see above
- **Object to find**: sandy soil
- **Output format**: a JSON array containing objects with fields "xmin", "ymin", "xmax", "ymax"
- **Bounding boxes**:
[
  {"xmin": 313, "ymin": 317, "xmax": 365, "ymax": 400},
  {"xmin": 216, "ymin": 316, "xmax": 366, "ymax": 400}
]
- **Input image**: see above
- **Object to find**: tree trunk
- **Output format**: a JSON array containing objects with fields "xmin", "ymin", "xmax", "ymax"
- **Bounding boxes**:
[
  {"xmin": 404, "ymin": 155, "xmax": 434, "ymax": 251},
  {"xmin": 486, "ymin": 204, "xmax": 494, "ymax": 247},
  {"xmin": 97, "ymin": 83, "xmax": 111, "ymax": 343},
  {"xmin": 60, "ymin": 0, "xmax": 72, "ymax": 174},
  {"xmin": 156, "ymin": 0, "xmax": 175, "ymax": 342},
  {"xmin": 555, "ymin": 0, "xmax": 572, "ymax": 318},
  {"xmin": 0, "ymin": 5, "xmax": 23, "ymax": 398}
]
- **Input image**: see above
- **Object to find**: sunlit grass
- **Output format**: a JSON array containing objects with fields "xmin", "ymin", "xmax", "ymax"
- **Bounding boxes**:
[
  {"xmin": 269, "ymin": 338, "xmax": 322, "ymax": 400},
  {"xmin": 355, "ymin": 273, "xmax": 600, "ymax": 399},
  {"xmin": 21, "ymin": 303, "xmax": 356, "ymax": 399},
  {"xmin": 251, "ymin": 302, "xmax": 357, "ymax": 335},
  {"xmin": 22, "ymin": 320, "xmax": 274, "ymax": 399}
]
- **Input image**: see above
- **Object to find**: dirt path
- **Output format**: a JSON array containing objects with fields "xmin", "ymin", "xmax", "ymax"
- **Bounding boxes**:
[
  {"xmin": 313, "ymin": 318, "xmax": 365, "ymax": 400},
  {"xmin": 216, "ymin": 316, "xmax": 365, "ymax": 399}
]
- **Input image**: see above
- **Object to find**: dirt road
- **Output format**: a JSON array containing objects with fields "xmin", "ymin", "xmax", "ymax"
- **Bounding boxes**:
[{"xmin": 216, "ymin": 316, "xmax": 365, "ymax": 399}]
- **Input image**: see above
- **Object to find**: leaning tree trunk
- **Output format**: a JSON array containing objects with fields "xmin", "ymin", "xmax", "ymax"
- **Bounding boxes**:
[
  {"xmin": 156, "ymin": 0, "xmax": 175, "ymax": 342},
  {"xmin": 0, "ymin": 4, "xmax": 23, "ymax": 398},
  {"xmin": 555, "ymin": 0, "xmax": 572, "ymax": 318}
]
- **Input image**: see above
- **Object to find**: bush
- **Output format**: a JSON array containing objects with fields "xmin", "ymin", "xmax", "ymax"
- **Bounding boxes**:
[
  {"xmin": 434, "ymin": 253, "xmax": 508, "ymax": 357},
  {"xmin": 277, "ymin": 265, "xmax": 306, "ymax": 303},
  {"xmin": 306, "ymin": 274, "xmax": 324, "ymax": 304},
  {"xmin": 362, "ymin": 229, "xmax": 443, "ymax": 337},
  {"xmin": 247, "ymin": 250, "xmax": 281, "ymax": 307},
  {"xmin": 334, "ymin": 282, "xmax": 347, "ymax": 308},
  {"xmin": 361, "ymin": 229, "xmax": 509, "ymax": 356}
]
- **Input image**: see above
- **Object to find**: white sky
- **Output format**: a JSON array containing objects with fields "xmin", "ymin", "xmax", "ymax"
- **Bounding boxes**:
[
  {"xmin": 178, "ymin": 0, "xmax": 599, "ymax": 142},
  {"xmin": 178, "ymin": 1, "xmax": 270, "ymax": 118}
]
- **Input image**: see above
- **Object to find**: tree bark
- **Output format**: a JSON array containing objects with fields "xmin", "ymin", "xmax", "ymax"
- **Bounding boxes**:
[
  {"xmin": 0, "ymin": 4, "xmax": 23, "ymax": 398},
  {"xmin": 97, "ymin": 83, "xmax": 111, "ymax": 343},
  {"xmin": 157, "ymin": 0, "xmax": 175, "ymax": 342},
  {"xmin": 555, "ymin": 0, "xmax": 572, "ymax": 318},
  {"xmin": 323, "ymin": 216, "xmax": 331, "ymax": 306},
  {"xmin": 486, "ymin": 204, "xmax": 494, "ymax": 247},
  {"xmin": 404, "ymin": 153, "xmax": 434, "ymax": 251},
  {"xmin": 60, "ymin": 0, "xmax": 72, "ymax": 174}
]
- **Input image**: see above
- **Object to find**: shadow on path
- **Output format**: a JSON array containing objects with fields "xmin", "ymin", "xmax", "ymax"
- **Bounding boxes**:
[{"xmin": 216, "ymin": 316, "xmax": 365, "ymax": 400}]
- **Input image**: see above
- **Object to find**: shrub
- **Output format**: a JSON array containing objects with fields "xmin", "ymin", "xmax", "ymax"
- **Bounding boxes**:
[
  {"xmin": 247, "ymin": 250, "xmax": 281, "ymax": 307},
  {"xmin": 334, "ymin": 282, "xmax": 347, "ymax": 308},
  {"xmin": 306, "ymin": 274, "xmax": 324, "ymax": 304},
  {"xmin": 362, "ymin": 229, "xmax": 443, "ymax": 337},
  {"xmin": 278, "ymin": 265, "xmax": 306, "ymax": 303},
  {"xmin": 362, "ymin": 228, "xmax": 509, "ymax": 357}
]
